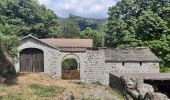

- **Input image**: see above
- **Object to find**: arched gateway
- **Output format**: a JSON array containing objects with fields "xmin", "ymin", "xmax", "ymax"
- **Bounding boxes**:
[{"xmin": 61, "ymin": 54, "xmax": 80, "ymax": 80}]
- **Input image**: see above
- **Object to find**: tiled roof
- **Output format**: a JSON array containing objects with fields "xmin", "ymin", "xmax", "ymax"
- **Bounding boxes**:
[
  {"xmin": 59, "ymin": 47, "xmax": 87, "ymax": 52},
  {"xmin": 105, "ymin": 47, "xmax": 160, "ymax": 62},
  {"xmin": 40, "ymin": 38, "xmax": 93, "ymax": 48}
]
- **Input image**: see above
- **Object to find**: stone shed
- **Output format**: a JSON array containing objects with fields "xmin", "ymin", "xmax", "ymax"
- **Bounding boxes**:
[{"xmin": 14, "ymin": 35, "xmax": 160, "ymax": 85}]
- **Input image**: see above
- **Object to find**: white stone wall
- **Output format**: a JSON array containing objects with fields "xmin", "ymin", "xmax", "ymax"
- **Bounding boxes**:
[
  {"xmin": 105, "ymin": 62, "xmax": 159, "ymax": 73},
  {"xmin": 105, "ymin": 61, "xmax": 159, "ymax": 85}
]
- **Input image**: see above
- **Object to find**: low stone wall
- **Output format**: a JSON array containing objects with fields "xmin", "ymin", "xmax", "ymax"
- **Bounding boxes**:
[{"xmin": 109, "ymin": 73, "xmax": 170, "ymax": 100}]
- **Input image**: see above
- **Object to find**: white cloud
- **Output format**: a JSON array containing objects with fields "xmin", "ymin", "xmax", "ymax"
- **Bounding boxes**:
[{"xmin": 38, "ymin": 0, "xmax": 117, "ymax": 18}]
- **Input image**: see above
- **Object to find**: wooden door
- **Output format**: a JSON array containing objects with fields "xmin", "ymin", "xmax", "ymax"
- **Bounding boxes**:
[{"xmin": 20, "ymin": 48, "xmax": 44, "ymax": 72}]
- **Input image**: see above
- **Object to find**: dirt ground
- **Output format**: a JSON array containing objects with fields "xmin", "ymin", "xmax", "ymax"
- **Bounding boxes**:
[{"xmin": 0, "ymin": 73, "xmax": 124, "ymax": 100}]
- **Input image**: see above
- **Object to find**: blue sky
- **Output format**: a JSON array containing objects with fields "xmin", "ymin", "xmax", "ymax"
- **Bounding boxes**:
[{"xmin": 38, "ymin": 0, "xmax": 118, "ymax": 18}]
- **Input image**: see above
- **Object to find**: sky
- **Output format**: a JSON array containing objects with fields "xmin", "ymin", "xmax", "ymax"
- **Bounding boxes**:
[{"xmin": 38, "ymin": 0, "xmax": 118, "ymax": 18}]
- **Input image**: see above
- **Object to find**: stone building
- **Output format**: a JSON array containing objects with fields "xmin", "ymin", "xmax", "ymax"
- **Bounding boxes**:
[{"xmin": 14, "ymin": 35, "xmax": 160, "ymax": 85}]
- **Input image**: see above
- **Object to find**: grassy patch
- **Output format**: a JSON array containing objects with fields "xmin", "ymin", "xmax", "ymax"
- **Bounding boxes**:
[
  {"xmin": 81, "ymin": 97, "xmax": 101, "ymax": 100},
  {"xmin": 0, "ymin": 93, "xmax": 25, "ymax": 100},
  {"xmin": 30, "ymin": 84, "xmax": 65, "ymax": 97},
  {"xmin": 107, "ymin": 86, "xmax": 124, "ymax": 100}
]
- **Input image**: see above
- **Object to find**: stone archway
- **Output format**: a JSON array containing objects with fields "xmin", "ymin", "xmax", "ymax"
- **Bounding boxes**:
[
  {"xmin": 61, "ymin": 54, "xmax": 80, "ymax": 80},
  {"xmin": 62, "ymin": 54, "xmax": 80, "ymax": 70},
  {"xmin": 20, "ymin": 48, "xmax": 44, "ymax": 72}
]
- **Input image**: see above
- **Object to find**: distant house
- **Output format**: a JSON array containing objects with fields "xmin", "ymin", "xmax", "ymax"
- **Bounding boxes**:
[{"xmin": 14, "ymin": 35, "xmax": 160, "ymax": 85}]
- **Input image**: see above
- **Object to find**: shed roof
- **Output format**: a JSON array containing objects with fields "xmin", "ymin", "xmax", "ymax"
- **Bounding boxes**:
[
  {"xmin": 113, "ymin": 73, "xmax": 170, "ymax": 81},
  {"xmin": 105, "ymin": 47, "xmax": 160, "ymax": 62},
  {"xmin": 40, "ymin": 38, "xmax": 93, "ymax": 48}
]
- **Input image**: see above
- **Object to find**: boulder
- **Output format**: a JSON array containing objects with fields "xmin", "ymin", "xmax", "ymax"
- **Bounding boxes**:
[
  {"xmin": 121, "ymin": 76, "xmax": 137, "ymax": 89},
  {"xmin": 137, "ymin": 83, "xmax": 154, "ymax": 98},
  {"xmin": 144, "ymin": 92, "xmax": 170, "ymax": 100},
  {"xmin": 64, "ymin": 90, "xmax": 74, "ymax": 100},
  {"xmin": 0, "ymin": 77, "xmax": 6, "ymax": 85}
]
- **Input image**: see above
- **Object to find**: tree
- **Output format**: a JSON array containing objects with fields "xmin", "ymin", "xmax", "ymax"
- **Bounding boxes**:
[
  {"xmin": 107, "ymin": 0, "xmax": 170, "ymax": 70},
  {"xmin": 0, "ymin": 24, "xmax": 19, "ymax": 75},
  {"xmin": 0, "ymin": 0, "xmax": 59, "ymax": 38},
  {"xmin": 57, "ymin": 15, "xmax": 81, "ymax": 38},
  {"xmin": 62, "ymin": 58, "xmax": 78, "ymax": 70},
  {"xmin": 80, "ymin": 27, "xmax": 102, "ymax": 47}
]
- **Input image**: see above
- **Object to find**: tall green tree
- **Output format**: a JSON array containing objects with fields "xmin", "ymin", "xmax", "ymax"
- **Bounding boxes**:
[
  {"xmin": 0, "ymin": 0, "xmax": 59, "ymax": 38},
  {"xmin": 107, "ymin": 0, "xmax": 170, "ymax": 70},
  {"xmin": 80, "ymin": 27, "xmax": 102, "ymax": 47}
]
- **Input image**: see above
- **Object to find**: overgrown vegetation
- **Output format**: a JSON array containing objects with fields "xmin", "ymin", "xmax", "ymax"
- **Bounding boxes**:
[
  {"xmin": 107, "ymin": 0, "xmax": 170, "ymax": 70},
  {"xmin": 30, "ymin": 84, "xmax": 65, "ymax": 97},
  {"xmin": 62, "ymin": 58, "xmax": 78, "ymax": 70},
  {"xmin": 107, "ymin": 86, "xmax": 125, "ymax": 100}
]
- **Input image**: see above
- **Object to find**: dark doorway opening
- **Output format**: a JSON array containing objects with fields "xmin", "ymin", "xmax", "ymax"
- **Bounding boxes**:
[{"xmin": 144, "ymin": 80, "xmax": 170, "ymax": 98}]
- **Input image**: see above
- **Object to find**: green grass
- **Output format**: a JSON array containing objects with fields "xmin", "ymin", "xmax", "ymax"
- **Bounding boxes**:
[
  {"xmin": 30, "ymin": 84, "xmax": 65, "ymax": 97},
  {"xmin": 107, "ymin": 86, "xmax": 125, "ymax": 100},
  {"xmin": 81, "ymin": 97, "xmax": 101, "ymax": 100},
  {"xmin": 0, "ymin": 93, "xmax": 25, "ymax": 100}
]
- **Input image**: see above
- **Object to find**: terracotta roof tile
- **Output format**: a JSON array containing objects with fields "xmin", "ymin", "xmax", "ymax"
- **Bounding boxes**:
[{"xmin": 40, "ymin": 38, "xmax": 93, "ymax": 48}]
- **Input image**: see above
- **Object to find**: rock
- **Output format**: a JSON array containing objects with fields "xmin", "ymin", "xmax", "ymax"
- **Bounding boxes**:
[
  {"xmin": 127, "ymin": 89, "xmax": 139, "ymax": 99},
  {"xmin": 69, "ymin": 80, "xmax": 85, "ymax": 84},
  {"xmin": 121, "ymin": 76, "xmax": 137, "ymax": 89},
  {"xmin": 0, "ymin": 77, "xmax": 6, "ymax": 85},
  {"xmin": 144, "ymin": 92, "xmax": 170, "ymax": 100},
  {"xmin": 137, "ymin": 83, "xmax": 154, "ymax": 98},
  {"xmin": 64, "ymin": 90, "xmax": 74, "ymax": 100}
]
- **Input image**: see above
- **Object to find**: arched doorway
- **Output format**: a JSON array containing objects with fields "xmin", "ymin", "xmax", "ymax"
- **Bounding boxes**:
[
  {"xmin": 61, "ymin": 54, "xmax": 80, "ymax": 80},
  {"xmin": 20, "ymin": 48, "xmax": 44, "ymax": 72}
]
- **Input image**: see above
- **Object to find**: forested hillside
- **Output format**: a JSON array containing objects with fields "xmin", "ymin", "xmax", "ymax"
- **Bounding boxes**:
[
  {"xmin": 107, "ymin": 0, "xmax": 170, "ymax": 71},
  {"xmin": 56, "ymin": 15, "xmax": 106, "ymax": 46}
]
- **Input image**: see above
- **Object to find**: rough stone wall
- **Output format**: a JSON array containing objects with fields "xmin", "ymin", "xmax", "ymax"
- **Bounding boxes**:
[{"xmin": 80, "ymin": 49, "xmax": 107, "ymax": 85}]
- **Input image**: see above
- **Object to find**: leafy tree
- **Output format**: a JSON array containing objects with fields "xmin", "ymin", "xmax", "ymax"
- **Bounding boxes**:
[
  {"xmin": 0, "ymin": 24, "xmax": 19, "ymax": 57},
  {"xmin": 0, "ymin": 23, "xmax": 19, "ymax": 75},
  {"xmin": 107, "ymin": 0, "xmax": 170, "ymax": 70},
  {"xmin": 0, "ymin": 0, "xmax": 59, "ymax": 38},
  {"xmin": 62, "ymin": 15, "xmax": 81, "ymax": 38},
  {"xmin": 62, "ymin": 58, "xmax": 78, "ymax": 70},
  {"xmin": 80, "ymin": 27, "xmax": 102, "ymax": 47}
]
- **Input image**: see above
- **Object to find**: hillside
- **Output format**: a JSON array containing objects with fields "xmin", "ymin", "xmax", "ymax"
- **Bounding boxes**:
[{"xmin": 58, "ymin": 16, "xmax": 107, "ymax": 31}]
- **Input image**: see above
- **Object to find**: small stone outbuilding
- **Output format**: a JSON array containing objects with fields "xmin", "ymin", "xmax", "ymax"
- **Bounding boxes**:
[{"xmin": 14, "ymin": 35, "xmax": 160, "ymax": 85}]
